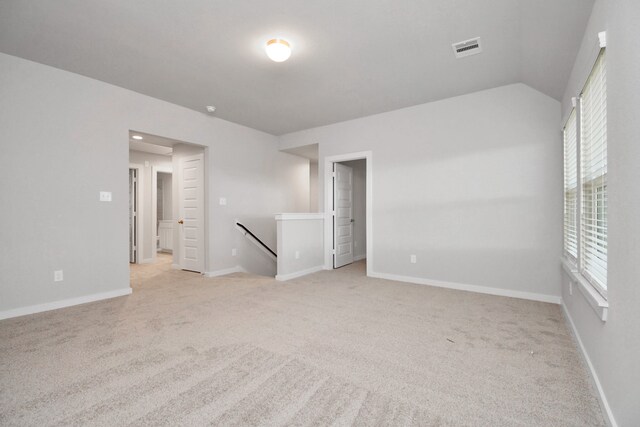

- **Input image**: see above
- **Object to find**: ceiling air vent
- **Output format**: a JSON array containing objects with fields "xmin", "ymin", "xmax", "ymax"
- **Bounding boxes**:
[{"xmin": 452, "ymin": 37, "xmax": 482, "ymax": 59}]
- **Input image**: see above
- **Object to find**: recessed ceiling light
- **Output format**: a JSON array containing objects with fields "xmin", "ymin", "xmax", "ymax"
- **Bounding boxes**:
[
  {"xmin": 132, "ymin": 135, "xmax": 143, "ymax": 140},
  {"xmin": 206, "ymin": 105, "xmax": 216, "ymax": 113},
  {"xmin": 266, "ymin": 38, "xmax": 291, "ymax": 62}
]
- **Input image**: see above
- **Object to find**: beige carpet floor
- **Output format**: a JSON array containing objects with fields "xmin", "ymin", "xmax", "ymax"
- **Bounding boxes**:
[{"xmin": 0, "ymin": 257, "xmax": 604, "ymax": 426}]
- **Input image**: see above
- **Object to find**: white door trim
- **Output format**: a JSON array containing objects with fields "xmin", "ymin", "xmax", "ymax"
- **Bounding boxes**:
[
  {"xmin": 129, "ymin": 163, "xmax": 144, "ymax": 265},
  {"xmin": 323, "ymin": 151, "xmax": 372, "ymax": 276}
]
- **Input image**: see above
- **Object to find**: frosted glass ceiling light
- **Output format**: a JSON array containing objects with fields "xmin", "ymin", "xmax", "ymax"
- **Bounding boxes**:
[{"xmin": 266, "ymin": 38, "xmax": 291, "ymax": 62}]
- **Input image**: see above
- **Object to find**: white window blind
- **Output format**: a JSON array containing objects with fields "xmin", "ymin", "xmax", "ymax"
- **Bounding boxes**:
[
  {"xmin": 563, "ymin": 109, "xmax": 578, "ymax": 260},
  {"xmin": 580, "ymin": 49, "xmax": 607, "ymax": 293}
]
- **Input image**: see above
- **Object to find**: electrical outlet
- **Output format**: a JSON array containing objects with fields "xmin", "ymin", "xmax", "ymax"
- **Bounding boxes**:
[
  {"xmin": 410, "ymin": 254, "xmax": 417, "ymax": 264},
  {"xmin": 99, "ymin": 191, "xmax": 112, "ymax": 202},
  {"xmin": 231, "ymin": 248, "xmax": 237, "ymax": 256},
  {"xmin": 54, "ymin": 270, "xmax": 63, "ymax": 282},
  {"xmin": 295, "ymin": 251, "xmax": 300, "ymax": 259},
  {"xmin": 219, "ymin": 197, "xmax": 227, "ymax": 206}
]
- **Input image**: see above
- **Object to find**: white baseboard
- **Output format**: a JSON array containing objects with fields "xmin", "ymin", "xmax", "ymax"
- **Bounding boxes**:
[
  {"xmin": 204, "ymin": 266, "xmax": 247, "ymax": 277},
  {"xmin": 368, "ymin": 271, "xmax": 561, "ymax": 304},
  {"xmin": 171, "ymin": 264, "xmax": 181, "ymax": 270},
  {"xmin": 0, "ymin": 288, "xmax": 132, "ymax": 321},
  {"xmin": 561, "ymin": 301, "xmax": 617, "ymax": 427},
  {"xmin": 141, "ymin": 258, "xmax": 155, "ymax": 264},
  {"xmin": 354, "ymin": 254, "xmax": 367, "ymax": 261},
  {"xmin": 276, "ymin": 265, "xmax": 324, "ymax": 281}
]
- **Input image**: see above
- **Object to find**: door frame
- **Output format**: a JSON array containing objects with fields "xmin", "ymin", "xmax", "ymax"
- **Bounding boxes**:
[
  {"xmin": 151, "ymin": 165, "xmax": 173, "ymax": 263},
  {"xmin": 127, "ymin": 131, "xmax": 210, "ymax": 276},
  {"xmin": 128, "ymin": 163, "xmax": 144, "ymax": 265},
  {"xmin": 323, "ymin": 151, "xmax": 372, "ymax": 276}
]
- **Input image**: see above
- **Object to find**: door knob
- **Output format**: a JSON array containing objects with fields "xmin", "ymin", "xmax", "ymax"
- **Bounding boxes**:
[
  {"xmin": 178, "ymin": 219, "xmax": 184, "ymax": 224},
  {"xmin": 350, "ymin": 219, "xmax": 355, "ymax": 223}
]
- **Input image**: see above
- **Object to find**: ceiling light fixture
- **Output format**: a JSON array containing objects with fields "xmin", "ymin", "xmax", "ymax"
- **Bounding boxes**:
[
  {"xmin": 265, "ymin": 38, "xmax": 291, "ymax": 62},
  {"xmin": 206, "ymin": 105, "xmax": 216, "ymax": 113},
  {"xmin": 132, "ymin": 135, "xmax": 143, "ymax": 140}
]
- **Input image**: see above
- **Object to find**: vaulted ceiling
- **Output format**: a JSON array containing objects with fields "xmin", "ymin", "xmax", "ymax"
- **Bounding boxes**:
[{"xmin": 0, "ymin": 0, "xmax": 594, "ymax": 135}]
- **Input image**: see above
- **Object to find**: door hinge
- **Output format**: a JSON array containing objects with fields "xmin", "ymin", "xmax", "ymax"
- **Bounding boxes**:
[
  {"xmin": 332, "ymin": 249, "xmax": 336, "ymax": 255},
  {"xmin": 332, "ymin": 171, "xmax": 336, "ymax": 178},
  {"xmin": 332, "ymin": 210, "xmax": 336, "ymax": 216}
]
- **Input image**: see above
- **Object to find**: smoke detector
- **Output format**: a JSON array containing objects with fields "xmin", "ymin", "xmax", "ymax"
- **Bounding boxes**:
[
  {"xmin": 452, "ymin": 37, "xmax": 482, "ymax": 59},
  {"xmin": 206, "ymin": 105, "xmax": 216, "ymax": 113}
]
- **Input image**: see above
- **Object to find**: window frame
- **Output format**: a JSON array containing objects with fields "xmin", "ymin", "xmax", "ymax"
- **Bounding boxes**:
[
  {"xmin": 561, "ymin": 36, "xmax": 608, "ymax": 319},
  {"xmin": 578, "ymin": 48, "xmax": 608, "ymax": 298}
]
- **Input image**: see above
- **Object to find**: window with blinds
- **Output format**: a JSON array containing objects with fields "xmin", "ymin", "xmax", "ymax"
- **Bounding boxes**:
[
  {"xmin": 563, "ymin": 109, "xmax": 578, "ymax": 260},
  {"xmin": 580, "ymin": 49, "xmax": 607, "ymax": 293}
]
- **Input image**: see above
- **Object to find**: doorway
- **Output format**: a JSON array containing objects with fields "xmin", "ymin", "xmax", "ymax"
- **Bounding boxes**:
[
  {"xmin": 324, "ymin": 151, "xmax": 372, "ymax": 275},
  {"xmin": 153, "ymin": 169, "xmax": 173, "ymax": 257},
  {"xmin": 128, "ymin": 131, "xmax": 207, "ymax": 275}
]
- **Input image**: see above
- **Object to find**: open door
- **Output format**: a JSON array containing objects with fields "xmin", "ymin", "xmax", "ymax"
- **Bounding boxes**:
[
  {"xmin": 178, "ymin": 153, "xmax": 204, "ymax": 273},
  {"xmin": 333, "ymin": 162, "xmax": 354, "ymax": 268}
]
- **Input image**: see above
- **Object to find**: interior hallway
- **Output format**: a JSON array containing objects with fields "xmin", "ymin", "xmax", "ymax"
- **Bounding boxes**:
[{"xmin": 0, "ymin": 262, "xmax": 604, "ymax": 425}]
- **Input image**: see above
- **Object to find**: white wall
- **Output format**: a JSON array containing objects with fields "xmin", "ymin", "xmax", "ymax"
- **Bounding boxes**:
[
  {"xmin": 561, "ymin": 0, "xmax": 606, "ymax": 122},
  {"xmin": 309, "ymin": 161, "xmax": 319, "ymax": 212},
  {"xmin": 0, "ymin": 52, "xmax": 308, "ymax": 315},
  {"xmin": 340, "ymin": 159, "xmax": 366, "ymax": 259},
  {"xmin": 560, "ymin": 1, "xmax": 640, "ymax": 425},
  {"xmin": 280, "ymin": 83, "xmax": 562, "ymax": 301},
  {"xmin": 129, "ymin": 150, "xmax": 172, "ymax": 262},
  {"xmin": 276, "ymin": 214, "xmax": 324, "ymax": 280}
]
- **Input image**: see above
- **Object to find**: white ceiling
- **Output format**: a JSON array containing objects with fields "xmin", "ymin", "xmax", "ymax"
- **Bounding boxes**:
[
  {"xmin": 283, "ymin": 144, "xmax": 319, "ymax": 161},
  {"xmin": 129, "ymin": 131, "xmax": 182, "ymax": 148},
  {"xmin": 129, "ymin": 141, "xmax": 173, "ymax": 156},
  {"xmin": 0, "ymin": 0, "xmax": 594, "ymax": 135},
  {"xmin": 128, "ymin": 131, "xmax": 185, "ymax": 155}
]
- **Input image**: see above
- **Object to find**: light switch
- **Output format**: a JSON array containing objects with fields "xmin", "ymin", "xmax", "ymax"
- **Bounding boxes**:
[
  {"xmin": 54, "ymin": 270, "xmax": 63, "ymax": 282},
  {"xmin": 219, "ymin": 197, "xmax": 227, "ymax": 206},
  {"xmin": 410, "ymin": 254, "xmax": 417, "ymax": 264},
  {"xmin": 99, "ymin": 191, "xmax": 112, "ymax": 202},
  {"xmin": 231, "ymin": 248, "xmax": 237, "ymax": 256}
]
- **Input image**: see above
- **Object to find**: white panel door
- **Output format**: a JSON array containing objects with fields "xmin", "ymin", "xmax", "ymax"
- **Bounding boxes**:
[
  {"xmin": 333, "ymin": 163, "xmax": 354, "ymax": 268},
  {"xmin": 178, "ymin": 153, "xmax": 204, "ymax": 272}
]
